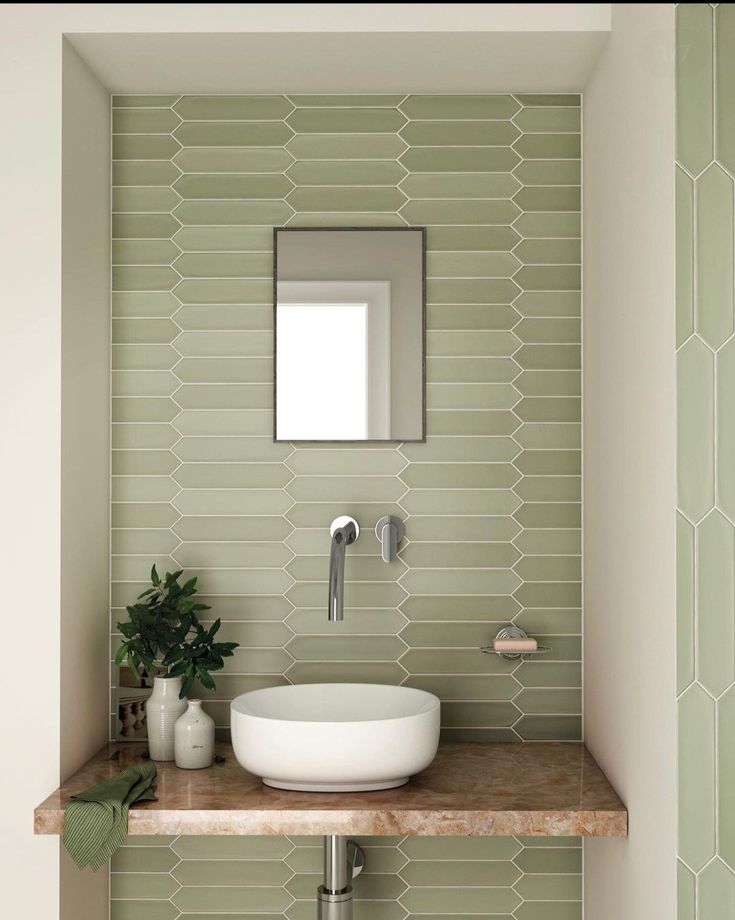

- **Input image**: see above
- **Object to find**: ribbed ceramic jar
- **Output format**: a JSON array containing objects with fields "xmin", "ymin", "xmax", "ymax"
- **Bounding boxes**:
[
  {"xmin": 175, "ymin": 700, "xmax": 215, "ymax": 769},
  {"xmin": 146, "ymin": 676, "xmax": 186, "ymax": 761}
]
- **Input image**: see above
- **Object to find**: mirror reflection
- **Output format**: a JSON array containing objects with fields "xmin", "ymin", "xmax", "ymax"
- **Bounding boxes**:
[{"xmin": 274, "ymin": 228, "xmax": 425, "ymax": 442}]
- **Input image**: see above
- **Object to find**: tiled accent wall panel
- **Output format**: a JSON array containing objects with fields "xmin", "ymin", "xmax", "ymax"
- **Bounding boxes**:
[
  {"xmin": 111, "ymin": 834, "xmax": 583, "ymax": 920},
  {"xmin": 111, "ymin": 93, "xmax": 582, "ymax": 920},
  {"xmin": 677, "ymin": 5, "xmax": 735, "ymax": 918}
]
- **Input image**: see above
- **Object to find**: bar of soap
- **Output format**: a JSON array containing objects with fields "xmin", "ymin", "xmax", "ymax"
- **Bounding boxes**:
[{"xmin": 493, "ymin": 637, "xmax": 538, "ymax": 652}]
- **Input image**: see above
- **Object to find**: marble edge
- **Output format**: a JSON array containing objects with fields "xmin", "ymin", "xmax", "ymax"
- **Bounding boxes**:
[{"xmin": 34, "ymin": 807, "xmax": 628, "ymax": 838}]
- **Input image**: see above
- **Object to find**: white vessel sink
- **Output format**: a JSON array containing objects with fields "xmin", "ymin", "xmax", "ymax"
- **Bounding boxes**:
[{"xmin": 231, "ymin": 683, "xmax": 441, "ymax": 792}]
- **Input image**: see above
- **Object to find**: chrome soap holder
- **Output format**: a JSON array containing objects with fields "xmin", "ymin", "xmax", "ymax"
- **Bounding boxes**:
[{"xmin": 481, "ymin": 625, "xmax": 552, "ymax": 661}]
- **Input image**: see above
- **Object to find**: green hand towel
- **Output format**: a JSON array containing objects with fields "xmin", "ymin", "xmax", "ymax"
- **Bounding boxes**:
[{"xmin": 63, "ymin": 761, "xmax": 157, "ymax": 871}]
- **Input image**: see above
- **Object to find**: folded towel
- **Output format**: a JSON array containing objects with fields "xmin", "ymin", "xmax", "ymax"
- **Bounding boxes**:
[{"xmin": 63, "ymin": 761, "xmax": 157, "ymax": 871}]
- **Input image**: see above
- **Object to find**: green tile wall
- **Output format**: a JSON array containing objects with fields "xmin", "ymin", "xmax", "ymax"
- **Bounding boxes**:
[
  {"xmin": 111, "ymin": 93, "xmax": 582, "ymax": 918},
  {"xmin": 677, "ymin": 5, "xmax": 735, "ymax": 918}
]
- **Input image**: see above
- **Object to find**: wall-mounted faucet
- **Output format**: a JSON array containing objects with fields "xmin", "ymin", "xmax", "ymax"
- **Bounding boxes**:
[
  {"xmin": 375, "ymin": 515, "xmax": 405, "ymax": 563},
  {"xmin": 327, "ymin": 516, "xmax": 359, "ymax": 621}
]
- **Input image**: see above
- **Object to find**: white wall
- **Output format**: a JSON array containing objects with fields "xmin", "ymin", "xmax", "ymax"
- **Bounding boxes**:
[{"xmin": 583, "ymin": 5, "xmax": 677, "ymax": 919}]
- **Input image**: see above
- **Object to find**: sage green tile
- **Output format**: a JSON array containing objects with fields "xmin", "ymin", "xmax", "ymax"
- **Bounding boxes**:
[
  {"xmin": 113, "ymin": 135, "xmax": 180, "ymax": 160},
  {"xmin": 112, "ymin": 450, "xmax": 177, "ymax": 475},
  {"xmin": 112, "ymin": 555, "xmax": 175, "ymax": 581},
  {"xmin": 401, "ymin": 95, "xmax": 519, "ymax": 119},
  {"xmin": 513, "ymin": 584, "xmax": 581, "ymax": 610},
  {"xmin": 175, "ymin": 357, "xmax": 272, "ymax": 383},
  {"xmin": 172, "ymin": 516, "xmax": 291, "ymax": 542},
  {"xmin": 286, "ymin": 212, "xmax": 405, "ymax": 227},
  {"xmin": 286, "ymin": 581, "xmax": 405, "ymax": 609},
  {"xmin": 428, "ymin": 410, "xmax": 517, "ymax": 437},
  {"xmin": 401, "ymin": 120, "xmax": 519, "ymax": 146},
  {"xmin": 112, "ymin": 397, "xmax": 178, "ymax": 423},
  {"xmin": 514, "ymin": 423, "xmax": 580, "ymax": 450},
  {"xmin": 400, "ymin": 836, "xmax": 519, "ymax": 859},
  {"xmin": 676, "ymin": 166, "xmax": 695, "ymax": 346},
  {"xmin": 173, "ymin": 174, "xmax": 292, "ymax": 199},
  {"xmin": 514, "ymin": 187, "xmax": 580, "ymax": 213},
  {"xmin": 429, "ymin": 306, "xmax": 519, "ymax": 332},
  {"xmin": 719, "ymin": 340, "xmax": 735, "ymax": 521},
  {"xmin": 515, "ymin": 874, "xmax": 582, "ymax": 901},
  {"xmin": 427, "ymin": 278, "xmax": 519, "ymax": 303},
  {"xmin": 514, "ymin": 134, "xmax": 581, "ymax": 159},
  {"xmin": 285, "ymin": 528, "xmax": 381, "ymax": 557},
  {"xmin": 113, "ymin": 108, "xmax": 180, "ymax": 136},
  {"xmin": 110, "ymin": 902, "xmax": 177, "ymax": 920},
  {"xmin": 679, "ymin": 860, "xmax": 696, "ymax": 920},
  {"xmin": 402, "ymin": 648, "xmax": 514, "ymax": 675},
  {"xmin": 174, "ymin": 95, "xmax": 292, "ymax": 120},
  {"xmin": 720, "ymin": 686, "xmax": 735, "ymax": 872},
  {"xmin": 678, "ymin": 337, "xmax": 715, "ymax": 520},
  {"xmin": 181, "ymin": 567, "xmax": 292, "ymax": 595},
  {"xmin": 111, "ymin": 476, "xmax": 179, "ymax": 502},
  {"xmin": 515, "ymin": 266, "xmax": 580, "ymax": 291},
  {"xmin": 172, "ymin": 463, "xmax": 289, "ymax": 489},
  {"xmin": 112, "ymin": 529, "xmax": 179, "ymax": 555},
  {"xmin": 172, "ymin": 887, "xmax": 291, "ymax": 913},
  {"xmin": 513, "ymin": 159, "xmax": 581, "ymax": 186},
  {"xmin": 697, "ymin": 511, "xmax": 735, "ymax": 695},
  {"xmin": 515, "ymin": 292, "xmax": 581, "ymax": 317},
  {"xmin": 174, "ymin": 200, "xmax": 293, "ymax": 225},
  {"xmin": 515, "ymin": 239, "xmax": 580, "ymax": 265},
  {"xmin": 513, "ymin": 212, "xmax": 580, "ymax": 238},
  {"xmin": 427, "ymin": 380, "xmax": 518, "ymax": 408},
  {"xmin": 515, "ymin": 450, "xmax": 580, "ymax": 474},
  {"xmin": 288, "ymin": 449, "xmax": 403, "ymax": 475},
  {"xmin": 287, "ymin": 873, "xmax": 406, "ymax": 901},
  {"xmin": 287, "ymin": 161, "xmax": 406, "ymax": 186},
  {"xmin": 111, "ymin": 846, "xmax": 178, "ymax": 872},
  {"xmin": 516, "ymin": 479, "xmax": 580, "ymax": 504},
  {"xmin": 112, "ymin": 213, "xmax": 179, "ymax": 239},
  {"xmin": 404, "ymin": 675, "xmax": 519, "ymax": 701},
  {"xmin": 290, "ymin": 95, "xmax": 405, "ymax": 107},
  {"xmin": 173, "ymin": 487, "xmax": 290, "ymax": 515},
  {"xmin": 287, "ymin": 554, "xmax": 402, "ymax": 583},
  {"xmin": 172, "ymin": 836, "xmax": 290, "ymax": 859},
  {"xmin": 427, "ymin": 226, "xmax": 520, "ymax": 251},
  {"xmin": 287, "ymin": 608, "xmax": 405, "ymax": 636},
  {"xmin": 113, "ymin": 266, "xmax": 178, "ymax": 292},
  {"xmin": 514, "ymin": 105, "xmax": 581, "ymax": 131},
  {"xmin": 699, "ymin": 860, "xmax": 735, "ymax": 920},
  {"xmin": 515, "ymin": 609, "xmax": 581, "ymax": 638},
  {"xmin": 175, "ymin": 330, "xmax": 271, "ymax": 355},
  {"xmin": 402, "ymin": 622, "xmax": 514, "ymax": 648},
  {"xmin": 697, "ymin": 164, "xmax": 734, "ymax": 347},
  {"xmin": 404, "ymin": 173, "xmax": 519, "ymax": 200},
  {"xmin": 113, "ymin": 95, "xmax": 179, "ymax": 108},
  {"xmin": 515, "ymin": 689, "xmax": 581, "ymax": 714},
  {"xmin": 286, "ymin": 502, "xmax": 403, "ymax": 529},
  {"xmin": 287, "ymin": 108, "xmax": 404, "ymax": 133},
  {"xmin": 287, "ymin": 662, "xmax": 405, "ymax": 684},
  {"xmin": 113, "ymin": 161, "xmax": 180, "ymax": 187},
  {"xmin": 428, "ymin": 331, "xmax": 518, "ymax": 357},
  {"xmin": 514, "ymin": 555, "xmax": 581, "ymax": 582},
  {"xmin": 717, "ymin": 4, "xmax": 735, "ymax": 174},
  {"xmin": 286, "ymin": 476, "xmax": 404, "ymax": 503},
  {"xmin": 400, "ymin": 568, "xmax": 520, "ymax": 596},
  {"xmin": 400, "ymin": 463, "xmax": 518, "ymax": 489},
  {"xmin": 113, "ymin": 292, "xmax": 180, "ymax": 317},
  {"xmin": 176, "ymin": 413, "xmax": 269, "ymax": 438},
  {"xmin": 514, "ymin": 530, "xmax": 580, "ymax": 555},
  {"xmin": 403, "ymin": 199, "xmax": 519, "ymax": 226},
  {"xmin": 515, "ymin": 907, "xmax": 581, "ymax": 920},
  {"xmin": 405, "ymin": 516, "xmax": 520, "ymax": 543},
  {"xmin": 174, "ymin": 147, "xmax": 293, "ymax": 174},
  {"xmin": 516, "ymin": 397, "xmax": 580, "ymax": 422},
  {"xmin": 177, "ymin": 303, "xmax": 267, "ymax": 334},
  {"xmin": 400, "ymin": 595, "xmax": 520, "ymax": 621},
  {"xmin": 517, "ymin": 661, "xmax": 581, "ymax": 687},
  {"xmin": 174, "ymin": 121, "xmax": 292, "ymax": 147},
  {"xmin": 677, "ymin": 3, "xmax": 714, "ymax": 173},
  {"xmin": 679, "ymin": 683, "xmax": 716, "ymax": 870},
  {"xmin": 427, "ymin": 356, "xmax": 518, "ymax": 383},
  {"xmin": 112, "ymin": 318, "xmax": 177, "ymax": 344},
  {"xmin": 401, "ymin": 888, "xmax": 520, "ymax": 915},
  {"xmin": 516, "ymin": 371, "xmax": 580, "ymax": 397},
  {"xmin": 401, "ymin": 859, "xmax": 520, "ymax": 886},
  {"xmin": 400, "ymin": 147, "xmax": 520, "ymax": 173},
  {"xmin": 173, "ymin": 383, "xmax": 271, "ymax": 409},
  {"xmin": 110, "ymin": 874, "xmax": 178, "ymax": 900},
  {"xmin": 113, "ymin": 240, "xmax": 180, "ymax": 266},
  {"xmin": 678, "ymin": 530, "xmax": 697, "ymax": 696},
  {"xmin": 195, "ymin": 596, "xmax": 292, "ymax": 622},
  {"xmin": 516, "ymin": 318, "xmax": 580, "ymax": 343},
  {"xmin": 427, "ymin": 251, "xmax": 520, "ymax": 278},
  {"xmin": 286, "ymin": 635, "xmax": 405, "ymax": 661},
  {"xmin": 400, "ymin": 437, "xmax": 519, "ymax": 462},
  {"xmin": 515, "ymin": 344, "xmax": 580, "ymax": 370},
  {"xmin": 173, "ymin": 859, "xmax": 290, "ymax": 886},
  {"xmin": 286, "ymin": 134, "xmax": 407, "ymax": 159},
  {"xmin": 174, "ymin": 226, "xmax": 273, "ymax": 252},
  {"xmin": 287, "ymin": 186, "xmax": 406, "ymax": 212},
  {"xmin": 401, "ymin": 488, "xmax": 519, "ymax": 515},
  {"xmin": 515, "ymin": 847, "xmax": 582, "ymax": 874}
]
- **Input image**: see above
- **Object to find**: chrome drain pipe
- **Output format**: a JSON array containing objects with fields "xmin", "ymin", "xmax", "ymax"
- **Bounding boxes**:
[{"xmin": 317, "ymin": 836, "xmax": 364, "ymax": 920}]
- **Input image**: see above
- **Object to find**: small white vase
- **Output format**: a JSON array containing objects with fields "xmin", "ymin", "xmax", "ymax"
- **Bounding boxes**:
[
  {"xmin": 175, "ymin": 700, "xmax": 215, "ymax": 769},
  {"xmin": 146, "ymin": 676, "xmax": 187, "ymax": 761}
]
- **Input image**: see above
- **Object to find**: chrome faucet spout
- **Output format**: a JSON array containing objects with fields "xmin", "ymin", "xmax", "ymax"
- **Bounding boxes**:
[{"xmin": 328, "ymin": 517, "xmax": 358, "ymax": 621}]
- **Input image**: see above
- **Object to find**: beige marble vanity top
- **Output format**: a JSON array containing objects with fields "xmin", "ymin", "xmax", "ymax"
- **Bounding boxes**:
[{"xmin": 34, "ymin": 741, "xmax": 627, "ymax": 837}]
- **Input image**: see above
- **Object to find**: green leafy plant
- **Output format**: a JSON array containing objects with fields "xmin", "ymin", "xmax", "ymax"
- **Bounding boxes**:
[{"xmin": 115, "ymin": 565, "xmax": 238, "ymax": 698}]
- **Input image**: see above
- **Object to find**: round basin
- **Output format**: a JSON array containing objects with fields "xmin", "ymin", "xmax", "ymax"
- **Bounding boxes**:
[{"xmin": 231, "ymin": 683, "xmax": 441, "ymax": 792}]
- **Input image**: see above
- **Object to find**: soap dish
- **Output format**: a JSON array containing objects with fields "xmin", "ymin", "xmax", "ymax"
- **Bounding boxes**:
[{"xmin": 480, "ymin": 625, "xmax": 552, "ymax": 661}]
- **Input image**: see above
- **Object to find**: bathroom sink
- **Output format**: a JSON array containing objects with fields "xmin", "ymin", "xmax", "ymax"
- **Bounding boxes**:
[{"xmin": 231, "ymin": 683, "xmax": 441, "ymax": 792}]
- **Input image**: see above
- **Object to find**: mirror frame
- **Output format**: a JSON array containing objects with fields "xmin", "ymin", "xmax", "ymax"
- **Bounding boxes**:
[{"xmin": 273, "ymin": 226, "xmax": 427, "ymax": 443}]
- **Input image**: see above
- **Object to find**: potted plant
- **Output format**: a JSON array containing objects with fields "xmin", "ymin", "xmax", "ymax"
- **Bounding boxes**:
[{"xmin": 115, "ymin": 566, "xmax": 238, "ymax": 761}]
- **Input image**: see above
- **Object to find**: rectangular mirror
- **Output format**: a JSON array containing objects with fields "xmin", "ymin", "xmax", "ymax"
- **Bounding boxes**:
[{"xmin": 274, "ymin": 227, "xmax": 425, "ymax": 442}]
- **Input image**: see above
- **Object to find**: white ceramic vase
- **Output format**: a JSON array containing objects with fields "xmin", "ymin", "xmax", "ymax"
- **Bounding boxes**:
[
  {"xmin": 146, "ymin": 676, "xmax": 187, "ymax": 761},
  {"xmin": 175, "ymin": 700, "xmax": 215, "ymax": 769}
]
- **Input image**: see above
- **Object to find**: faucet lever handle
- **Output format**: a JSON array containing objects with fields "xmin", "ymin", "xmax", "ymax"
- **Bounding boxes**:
[{"xmin": 375, "ymin": 516, "xmax": 405, "ymax": 563}]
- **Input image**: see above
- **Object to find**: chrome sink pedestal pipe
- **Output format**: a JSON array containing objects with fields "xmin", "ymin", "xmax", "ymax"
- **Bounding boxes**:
[{"xmin": 317, "ymin": 836, "xmax": 365, "ymax": 920}]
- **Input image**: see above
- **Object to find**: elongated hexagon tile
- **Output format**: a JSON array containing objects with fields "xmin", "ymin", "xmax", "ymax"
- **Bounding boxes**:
[
  {"xmin": 677, "ymin": 337, "xmax": 715, "ymax": 521},
  {"xmin": 679, "ymin": 684, "xmax": 716, "ymax": 872},
  {"xmin": 696, "ymin": 511, "xmax": 735, "ymax": 696},
  {"xmin": 696, "ymin": 164, "xmax": 734, "ymax": 348}
]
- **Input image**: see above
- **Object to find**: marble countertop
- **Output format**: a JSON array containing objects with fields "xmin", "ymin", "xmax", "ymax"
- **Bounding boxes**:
[{"xmin": 34, "ymin": 741, "xmax": 627, "ymax": 837}]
